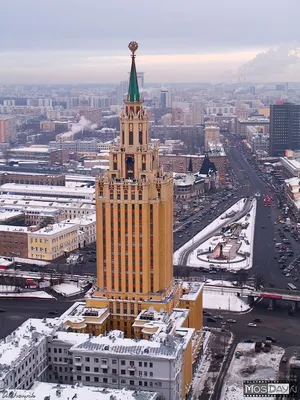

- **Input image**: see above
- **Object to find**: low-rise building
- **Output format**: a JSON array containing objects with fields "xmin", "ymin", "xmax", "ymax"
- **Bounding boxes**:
[
  {"xmin": 280, "ymin": 153, "xmax": 300, "ymax": 177},
  {"xmin": 0, "ymin": 183, "xmax": 95, "ymax": 201},
  {"xmin": 0, "ymin": 172, "xmax": 65, "ymax": 186},
  {"xmin": 0, "ymin": 225, "xmax": 29, "ymax": 258},
  {"xmin": 28, "ymin": 222, "xmax": 79, "ymax": 261},
  {"xmin": 0, "ymin": 196, "xmax": 95, "ymax": 220},
  {"xmin": 68, "ymin": 214, "xmax": 96, "ymax": 247},
  {"xmin": 159, "ymin": 152, "xmax": 226, "ymax": 180}
]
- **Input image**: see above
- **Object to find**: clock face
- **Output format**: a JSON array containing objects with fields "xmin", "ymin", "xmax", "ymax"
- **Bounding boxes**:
[{"xmin": 126, "ymin": 156, "xmax": 134, "ymax": 164}]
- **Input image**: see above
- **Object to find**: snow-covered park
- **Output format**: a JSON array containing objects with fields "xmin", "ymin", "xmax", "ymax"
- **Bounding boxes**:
[
  {"xmin": 222, "ymin": 343, "xmax": 284, "ymax": 400},
  {"xmin": 203, "ymin": 289, "xmax": 250, "ymax": 312},
  {"xmin": 174, "ymin": 198, "xmax": 257, "ymax": 272}
]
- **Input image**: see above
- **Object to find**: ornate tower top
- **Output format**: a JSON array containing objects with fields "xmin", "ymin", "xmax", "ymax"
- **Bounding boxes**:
[{"xmin": 127, "ymin": 41, "xmax": 140, "ymax": 103}]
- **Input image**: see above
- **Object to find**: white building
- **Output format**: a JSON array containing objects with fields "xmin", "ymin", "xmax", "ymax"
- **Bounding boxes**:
[
  {"xmin": 206, "ymin": 104, "xmax": 236, "ymax": 116},
  {"xmin": 68, "ymin": 213, "xmax": 96, "ymax": 247},
  {"xmin": 0, "ymin": 196, "xmax": 95, "ymax": 220},
  {"xmin": 0, "ymin": 318, "xmax": 62, "ymax": 390},
  {"xmin": 0, "ymin": 183, "xmax": 95, "ymax": 201},
  {"xmin": 49, "ymin": 140, "xmax": 98, "ymax": 153},
  {"xmin": 48, "ymin": 329, "xmax": 183, "ymax": 400}
]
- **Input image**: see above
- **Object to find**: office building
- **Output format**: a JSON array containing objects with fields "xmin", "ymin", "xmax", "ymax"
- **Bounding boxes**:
[
  {"xmin": 191, "ymin": 101, "xmax": 204, "ymax": 125},
  {"xmin": 137, "ymin": 72, "xmax": 145, "ymax": 89},
  {"xmin": 204, "ymin": 121, "xmax": 220, "ymax": 150},
  {"xmin": 270, "ymin": 102, "xmax": 300, "ymax": 157},
  {"xmin": 160, "ymin": 88, "xmax": 172, "ymax": 108},
  {"xmin": 116, "ymin": 80, "xmax": 129, "ymax": 105},
  {"xmin": 0, "ymin": 116, "xmax": 16, "ymax": 143}
]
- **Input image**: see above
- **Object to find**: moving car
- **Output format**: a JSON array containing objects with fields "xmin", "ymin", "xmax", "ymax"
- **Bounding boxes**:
[
  {"xmin": 247, "ymin": 323, "xmax": 257, "ymax": 327},
  {"xmin": 207, "ymin": 317, "xmax": 216, "ymax": 323},
  {"xmin": 227, "ymin": 319, "xmax": 236, "ymax": 323}
]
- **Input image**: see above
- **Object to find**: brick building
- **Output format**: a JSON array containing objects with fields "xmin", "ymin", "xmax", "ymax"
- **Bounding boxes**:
[
  {"xmin": 0, "ymin": 172, "xmax": 66, "ymax": 186},
  {"xmin": 160, "ymin": 153, "xmax": 227, "ymax": 177},
  {"xmin": 0, "ymin": 226, "xmax": 28, "ymax": 258}
]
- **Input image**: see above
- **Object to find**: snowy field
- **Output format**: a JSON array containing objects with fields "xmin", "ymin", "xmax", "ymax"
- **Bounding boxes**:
[
  {"xmin": 0, "ymin": 291, "xmax": 54, "ymax": 299},
  {"xmin": 221, "ymin": 343, "xmax": 284, "ymax": 400},
  {"xmin": 53, "ymin": 283, "xmax": 83, "ymax": 297},
  {"xmin": 173, "ymin": 199, "xmax": 246, "ymax": 265},
  {"xmin": 203, "ymin": 290, "xmax": 250, "ymax": 312},
  {"xmin": 187, "ymin": 199, "xmax": 257, "ymax": 271}
]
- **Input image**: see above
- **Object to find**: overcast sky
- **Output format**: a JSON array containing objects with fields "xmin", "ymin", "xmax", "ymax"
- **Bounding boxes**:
[{"xmin": 0, "ymin": 0, "xmax": 299, "ymax": 84}]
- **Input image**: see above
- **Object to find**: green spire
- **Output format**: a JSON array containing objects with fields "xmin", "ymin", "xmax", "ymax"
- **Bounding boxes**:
[{"xmin": 127, "ymin": 41, "xmax": 140, "ymax": 102}]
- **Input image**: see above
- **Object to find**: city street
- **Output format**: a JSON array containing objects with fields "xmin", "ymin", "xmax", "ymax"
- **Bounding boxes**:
[
  {"xmin": 204, "ymin": 300, "xmax": 300, "ymax": 348},
  {"xmin": 0, "ymin": 299, "xmax": 72, "ymax": 339}
]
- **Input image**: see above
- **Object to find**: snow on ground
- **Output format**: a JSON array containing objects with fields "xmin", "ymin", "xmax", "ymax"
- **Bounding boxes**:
[
  {"xmin": 205, "ymin": 279, "xmax": 237, "ymax": 287},
  {"xmin": 173, "ymin": 199, "xmax": 246, "ymax": 265},
  {"xmin": 0, "ymin": 291, "xmax": 54, "ymax": 299},
  {"xmin": 203, "ymin": 290, "xmax": 250, "ymax": 312},
  {"xmin": 53, "ymin": 283, "xmax": 83, "ymax": 297},
  {"xmin": 0, "ymin": 285, "xmax": 16, "ymax": 292},
  {"xmin": 14, "ymin": 257, "xmax": 49, "ymax": 266},
  {"xmin": 221, "ymin": 344, "xmax": 284, "ymax": 400},
  {"xmin": 187, "ymin": 199, "xmax": 257, "ymax": 271}
]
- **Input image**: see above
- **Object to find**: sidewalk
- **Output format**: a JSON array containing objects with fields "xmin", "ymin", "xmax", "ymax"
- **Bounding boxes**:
[{"xmin": 191, "ymin": 328, "xmax": 232, "ymax": 400}]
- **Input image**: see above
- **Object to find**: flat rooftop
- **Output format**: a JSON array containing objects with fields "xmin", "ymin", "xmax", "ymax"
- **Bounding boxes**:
[
  {"xmin": 31, "ymin": 382, "xmax": 159, "ymax": 400},
  {"xmin": 72, "ymin": 329, "xmax": 183, "ymax": 359},
  {"xmin": 0, "ymin": 225, "xmax": 28, "ymax": 233},
  {"xmin": 9, "ymin": 147, "xmax": 49, "ymax": 153},
  {"xmin": 0, "ymin": 183, "xmax": 94, "ymax": 196}
]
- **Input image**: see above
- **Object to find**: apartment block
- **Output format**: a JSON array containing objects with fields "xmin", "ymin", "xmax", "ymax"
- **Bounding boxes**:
[{"xmin": 28, "ymin": 222, "xmax": 79, "ymax": 261}]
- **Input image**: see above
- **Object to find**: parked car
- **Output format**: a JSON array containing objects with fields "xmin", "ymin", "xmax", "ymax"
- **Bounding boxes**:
[{"xmin": 266, "ymin": 336, "xmax": 276, "ymax": 343}]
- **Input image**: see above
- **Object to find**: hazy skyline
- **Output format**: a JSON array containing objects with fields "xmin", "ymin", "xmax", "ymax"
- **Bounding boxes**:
[{"xmin": 0, "ymin": 0, "xmax": 299, "ymax": 84}]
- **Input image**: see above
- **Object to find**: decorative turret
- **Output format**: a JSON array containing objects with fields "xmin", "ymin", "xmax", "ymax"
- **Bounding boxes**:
[{"xmin": 127, "ymin": 41, "xmax": 140, "ymax": 102}]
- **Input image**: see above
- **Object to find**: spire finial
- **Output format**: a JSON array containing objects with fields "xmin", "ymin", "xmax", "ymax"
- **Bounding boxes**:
[{"xmin": 128, "ymin": 41, "xmax": 138, "ymax": 55}]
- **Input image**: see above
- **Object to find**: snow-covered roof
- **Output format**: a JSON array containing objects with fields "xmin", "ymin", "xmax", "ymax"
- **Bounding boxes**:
[
  {"xmin": 0, "ymin": 318, "xmax": 62, "ymax": 375},
  {"xmin": 29, "ymin": 222, "xmax": 78, "ymax": 236},
  {"xmin": 0, "ymin": 195, "xmax": 95, "ymax": 208},
  {"xmin": 0, "ymin": 225, "xmax": 28, "ymax": 233},
  {"xmin": 0, "ymin": 210, "xmax": 23, "ymax": 221},
  {"xmin": 180, "ymin": 281, "xmax": 204, "ymax": 301},
  {"xmin": 71, "ymin": 330, "xmax": 184, "ymax": 359},
  {"xmin": 30, "ymin": 382, "xmax": 159, "ymax": 400},
  {"xmin": 9, "ymin": 147, "xmax": 49, "ymax": 153},
  {"xmin": 69, "ymin": 213, "xmax": 96, "ymax": 226},
  {"xmin": 0, "ymin": 183, "xmax": 94, "ymax": 197}
]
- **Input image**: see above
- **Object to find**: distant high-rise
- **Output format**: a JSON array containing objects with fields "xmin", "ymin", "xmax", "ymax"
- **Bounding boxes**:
[
  {"xmin": 160, "ymin": 88, "xmax": 172, "ymax": 108},
  {"xmin": 0, "ymin": 116, "xmax": 16, "ymax": 144},
  {"xmin": 137, "ymin": 72, "xmax": 145, "ymax": 88},
  {"xmin": 116, "ymin": 80, "xmax": 129, "ymax": 105},
  {"xmin": 270, "ymin": 102, "xmax": 300, "ymax": 157},
  {"xmin": 191, "ymin": 101, "xmax": 204, "ymax": 125}
]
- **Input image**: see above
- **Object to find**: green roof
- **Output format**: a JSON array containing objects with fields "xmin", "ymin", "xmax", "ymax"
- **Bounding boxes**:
[{"xmin": 128, "ymin": 55, "xmax": 140, "ymax": 102}]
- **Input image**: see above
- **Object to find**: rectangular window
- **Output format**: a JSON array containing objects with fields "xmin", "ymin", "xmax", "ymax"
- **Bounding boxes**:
[
  {"xmin": 129, "ymin": 131, "xmax": 133, "ymax": 145},
  {"xmin": 139, "ymin": 131, "xmax": 143, "ymax": 144}
]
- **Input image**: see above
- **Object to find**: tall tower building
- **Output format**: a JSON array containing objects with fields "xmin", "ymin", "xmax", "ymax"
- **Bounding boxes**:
[
  {"xmin": 95, "ymin": 41, "xmax": 173, "ymax": 305},
  {"xmin": 87, "ymin": 43, "xmax": 203, "ymax": 357},
  {"xmin": 270, "ymin": 102, "xmax": 300, "ymax": 156},
  {"xmin": 191, "ymin": 101, "xmax": 204, "ymax": 125}
]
